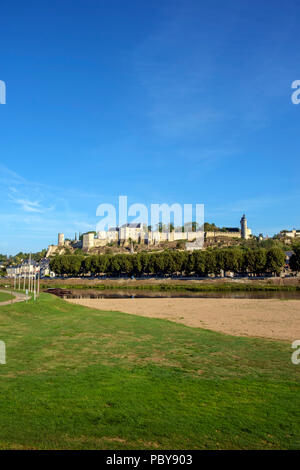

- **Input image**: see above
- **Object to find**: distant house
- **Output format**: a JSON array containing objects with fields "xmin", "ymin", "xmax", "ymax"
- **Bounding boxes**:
[
  {"xmin": 280, "ymin": 229, "xmax": 300, "ymax": 239},
  {"xmin": 6, "ymin": 258, "xmax": 55, "ymax": 278}
]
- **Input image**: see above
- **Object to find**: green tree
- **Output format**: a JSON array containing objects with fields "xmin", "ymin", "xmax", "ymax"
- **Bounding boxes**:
[
  {"xmin": 50, "ymin": 257, "xmax": 63, "ymax": 275},
  {"xmin": 192, "ymin": 250, "xmax": 206, "ymax": 275},
  {"xmin": 204, "ymin": 222, "xmax": 219, "ymax": 232},
  {"xmin": 253, "ymin": 249, "xmax": 267, "ymax": 274},
  {"xmin": 153, "ymin": 253, "xmax": 166, "ymax": 275},
  {"xmin": 290, "ymin": 247, "xmax": 300, "ymax": 273},
  {"xmin": 205, "ymin": 251, "xmax": 218, "ymax": 275},
  {"xmin": 265, "ymin": 248, "xmax": 285, "ymax": 275}
]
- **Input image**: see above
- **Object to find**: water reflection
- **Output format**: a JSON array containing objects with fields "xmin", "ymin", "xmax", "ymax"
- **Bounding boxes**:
[{"xmin": 45, "ymin": 288, "xmax": 300, "ymax": 300}]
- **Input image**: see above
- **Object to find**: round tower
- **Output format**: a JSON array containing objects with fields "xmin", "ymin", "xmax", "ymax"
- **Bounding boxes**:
[
  {"xmin": 58, "ymin": 233, "xmax": 65, "ymax": 246},
  {"xmin": 240, "ymin": 214, "xmax": 247, "ymax": 239}
]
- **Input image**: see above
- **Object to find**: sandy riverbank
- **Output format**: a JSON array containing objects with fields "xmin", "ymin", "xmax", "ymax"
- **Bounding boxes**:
[{"xmin": 67, "ymin": 297, "xmax": 300, "ymax": 341}]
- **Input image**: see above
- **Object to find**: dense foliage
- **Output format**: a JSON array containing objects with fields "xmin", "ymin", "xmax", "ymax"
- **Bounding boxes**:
[
  {"xmin": 290, "ymin": 246, "xmax": 300, "ymax": 273},
  {"xmin": 1, "ymin": 249, "xmax": 48, "ymax": 266},
  {"xmin": 50, "ymin": 247, "xmax": 286, "ymax": 277}
]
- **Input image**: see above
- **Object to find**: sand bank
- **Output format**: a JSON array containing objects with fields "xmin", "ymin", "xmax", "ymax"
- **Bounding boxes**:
[{"xmin": 67, "ymin": 297, "xmax": 300, "ymax": 341}]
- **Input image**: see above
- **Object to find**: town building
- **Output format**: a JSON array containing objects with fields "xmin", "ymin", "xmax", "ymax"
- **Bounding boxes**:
[
  {"xmin": 6, "ymin": 258, "xmax": 54, "ymax": 278},
  {"xmin": 280, "ymin": 229, "xmax": 300, "ymax": 239}
]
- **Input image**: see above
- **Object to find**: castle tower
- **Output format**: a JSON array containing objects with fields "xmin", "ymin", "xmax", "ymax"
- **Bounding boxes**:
[
  {"xmin": 240, "ymin": 214, "xmax": 247, "ymax": 239},
  {"xmin": 82, "ymin": 232, "xmax": 95, "ymax": 250},
  {"xmin": 58, "ymin": 233, "xmax": 65, "ymax": 246}
]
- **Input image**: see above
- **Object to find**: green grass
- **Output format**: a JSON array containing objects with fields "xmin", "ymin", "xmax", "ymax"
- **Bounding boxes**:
[
  {"xmin": 40, "ymin": 281, "xmax": 300, "ymax": 292},
  {"xmin": 0, "ymin": 293, "xmax": 299, "ymax": 449},
  {"xmin": 0, "ymin": 292, "xmax": 14, "ymax": 302},
  {"xmin": 2, "ymin": 279, "xmax": 300, "ymax": 293},
  {"xmin": 97, "ymin": 283, "xmax": 300, "ymax": 292}
]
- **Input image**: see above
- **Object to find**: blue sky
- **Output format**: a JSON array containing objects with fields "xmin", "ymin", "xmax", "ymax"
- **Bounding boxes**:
[{"xmin": 0, "ymin": 0, "xmax": 300, "ymax": 254}]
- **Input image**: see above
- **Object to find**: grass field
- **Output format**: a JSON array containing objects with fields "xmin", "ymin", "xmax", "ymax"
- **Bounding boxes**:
[
  {"xmin": 0, "ymin": 293, "xmax": 299, "ymax": 449},
  {"xmin": 40, "ymin": 278, "xmax": 300, "ymax": 292},
  {"xmin": 0, "ymin": 292, "xmax": 14, "ymax": 303},
  {"xmin": 44, "ymin": 282, "xmax": 300, "ymax": 292},
  {"xmin": 2, "ymin": 276, "xmax": 300, "ymax": 293}
]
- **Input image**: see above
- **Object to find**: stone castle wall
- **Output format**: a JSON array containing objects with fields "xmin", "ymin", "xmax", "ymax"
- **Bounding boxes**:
[
  {"xmin": 47, "ymin": 215, "xmax": 251, "ymax": 255},
  {"xmin": 205, "ymin": 231, "xmax": 241, "ymax": 239}
]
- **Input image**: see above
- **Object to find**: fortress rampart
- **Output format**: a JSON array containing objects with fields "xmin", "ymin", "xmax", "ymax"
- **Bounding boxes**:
[{"xmin": 46, "ymin": 215, "xmax": 252, "ymax": 256}]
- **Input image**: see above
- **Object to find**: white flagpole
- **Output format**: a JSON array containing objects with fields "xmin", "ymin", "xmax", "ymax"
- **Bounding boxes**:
[{"xmin": 33, "ymin": 272, "xmax": 36, "ymax": 301}]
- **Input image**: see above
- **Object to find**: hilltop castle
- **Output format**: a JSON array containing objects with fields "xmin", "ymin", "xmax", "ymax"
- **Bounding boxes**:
[{"xmin": 46, "ymin": 214, "xmax": 252, "ymax": 257}]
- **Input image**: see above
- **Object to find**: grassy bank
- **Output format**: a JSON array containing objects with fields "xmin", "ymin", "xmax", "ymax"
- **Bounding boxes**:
[
  {"xmin": 2, "ymin": 277, "xmax": 300, "ymax": 293},
  {"xmin": 42, "ymin": 282, "xmax": 300, "ymax": 292},
  {"xmin": 0, "ymin": 292, "xmax": 13, "ymax": 302},
  {"xmin": 0, "ymin": 293, "xmax": 299, "ymax": 449}
]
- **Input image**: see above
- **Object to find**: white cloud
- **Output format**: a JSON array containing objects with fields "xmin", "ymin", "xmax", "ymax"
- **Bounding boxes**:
[{"xmin": 12, "ymin": 198, "xmax": 44, "ymax": 213}]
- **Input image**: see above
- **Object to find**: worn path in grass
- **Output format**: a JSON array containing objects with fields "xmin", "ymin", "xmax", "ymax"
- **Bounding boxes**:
[
  {"xmin": 0, "ymin": 293, "xmax": 299, "ymax": 449},
  {"xmin": 0, "ymin": 289, "xmax": 28, "ymax": 305},
  {"xmin": 68, "ymin": 297, "xmax": 300, "ymax": 341}
]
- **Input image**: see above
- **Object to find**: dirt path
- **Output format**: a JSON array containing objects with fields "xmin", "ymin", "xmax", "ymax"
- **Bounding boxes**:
[
  {"xmin": 0, "ymin": 289, "xmax": 29, "ymax": 306},
  {"xmin": 67, "ymin": 297, "xmax": 300, "ymax": 341}
]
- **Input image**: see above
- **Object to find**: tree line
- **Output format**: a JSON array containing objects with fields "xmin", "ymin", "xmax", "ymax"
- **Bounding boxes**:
[{"xmin": 50, "ymin": 247, "xmax": 286, "ymax": 277}]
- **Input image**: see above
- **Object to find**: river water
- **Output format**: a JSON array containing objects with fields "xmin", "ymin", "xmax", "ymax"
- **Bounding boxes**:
[{"xmin": 45, "ymin": 288, "xmax": 300, "ymax": 300}]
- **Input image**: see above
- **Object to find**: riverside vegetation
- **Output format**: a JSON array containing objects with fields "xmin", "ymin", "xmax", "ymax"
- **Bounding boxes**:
[{"xmin": 50, "ymin": 247, "xmax": 289, "ymax": 277}]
